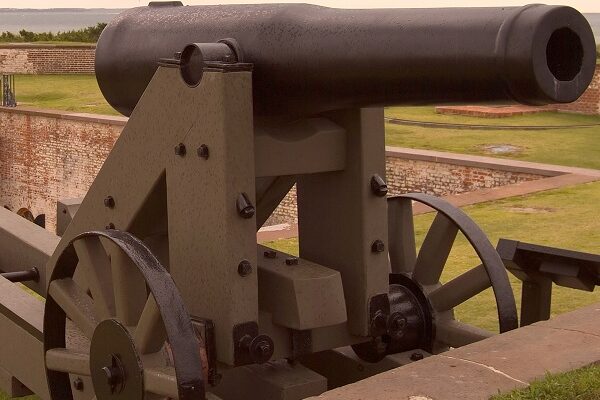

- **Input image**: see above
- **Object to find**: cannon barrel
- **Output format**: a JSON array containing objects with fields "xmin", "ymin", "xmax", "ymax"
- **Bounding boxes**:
[{"xmin": 95, "ymin": 3, "xmax": 596, "ymax": 120}]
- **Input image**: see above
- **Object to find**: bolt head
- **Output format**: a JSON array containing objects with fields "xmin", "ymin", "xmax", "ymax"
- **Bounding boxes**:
[
  {"xmin": 73, "ymin": 378, "xmax": 84, "ymax": 391},
  {"xmin": 370, "ymin": 175, "xmax": 388, "ymax": 197},
  {"xmin": 174, "ymin": 143, "xmax": 186, "ymax": 156},
  {"xmin": 264, "ymin": 250, "xmax": 277, "ymax": 259},
  {"xmin": 371, "ymin": 240, "xmax": 385, "ymax": 253},
  {"xmin": 410, "ymin": 352, "xmax": 424, "ymax": 361},
  {"xmin": 105, "ymin": 223, "xmax": 116, "ymax": 230},
  {"xmin": 197, "ymin": 144, "xmax": 210, "ymax": 159},
  {"xmin": 238, "ymin": 260, "xmax": 252, "ymax": 277},
  {"xmin": 103, "ymin": 196, "xmax": 115, "ymax": 209},
  {"xmin": 285, "ymin": 257, "xmax": 299, "ymax": 266}
]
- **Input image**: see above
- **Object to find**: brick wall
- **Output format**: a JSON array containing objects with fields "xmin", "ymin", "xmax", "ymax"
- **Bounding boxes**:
[
  {"xmin": 0, "ymin": 107, "xmax": 124, "ymax": 230},
  {"xmin": 552, "ymin": 63, "xmax": 600, "ymax": 115},
  {"xmin": 0, "ymin": 44, "xmax": 95, "ymax": 74},
  {"xmin": 0, "ymin": 107, "xmax": 546, "ymax": 231},
  {"xmin": 265, "ymin": 150, "xmax": 544, "ymax": 225}
]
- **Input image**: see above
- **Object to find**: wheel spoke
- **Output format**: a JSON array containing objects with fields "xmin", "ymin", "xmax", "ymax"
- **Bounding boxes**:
[
  {"xmin": 107, "ymin": 243, "xmax": 147, "ymax": 326},
  {"xmin": 428, "ymin": 264, "xmax": 491, "ymax": 312},
  {"xmin": 413, "ymin": 212, "xmax": 459, "ymax": 285},
  {"xmin": 144, "ymin": 366, "xmax": 178, "ymax": 398},
  {"xmin": 49, "ymin": 278, "xmax": 98, "ymax": 339},
  {"xmin": 388, "ymin": 197, "xmax": 417, "ymax": 274},
  {"xmin": 46, "ymin": 348, "xmax": 90, "ymax": 376},
  {"xmin": 134, "ymin": 295, "xmax": 166, "ymax": 355},
  {"xmin": 436, "ymin": 320, "xmax": 494, "ymax": 348},
  {"xmin": 74, "ymin": 237, "xmax": 115, "ymax": 320}
]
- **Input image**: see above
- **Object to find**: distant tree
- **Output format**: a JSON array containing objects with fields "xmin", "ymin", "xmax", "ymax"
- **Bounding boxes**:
[{"xmin": 0, "ymin": 23, "xmax": 107, "ymax": 43}]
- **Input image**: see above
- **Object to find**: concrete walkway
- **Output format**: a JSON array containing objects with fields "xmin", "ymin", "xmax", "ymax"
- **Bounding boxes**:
[{"xmin": 310, "ymin": 302, "xmax": 600, "ymax": 400}]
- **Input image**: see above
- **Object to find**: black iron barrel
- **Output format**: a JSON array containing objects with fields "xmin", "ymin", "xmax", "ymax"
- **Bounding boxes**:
[{"xmin": 95, "ymin": 3, "xmax": 596, "ymax": 120}]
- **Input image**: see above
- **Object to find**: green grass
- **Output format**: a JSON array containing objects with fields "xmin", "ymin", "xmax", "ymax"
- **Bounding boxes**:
[
  {"xmin": 386, "ymin": 107, "xmax": 600, "ymax": 169},
  {"xmin": 267, "ymin": 181, "xmax": 600, "ymax": 332},
  {"xmin": 491, "ymin": 364, "xmax": 600, "ymax": 400},
  {"xmin": 14, "ymin": 74, "xmax": 118, "ymax": 115}
]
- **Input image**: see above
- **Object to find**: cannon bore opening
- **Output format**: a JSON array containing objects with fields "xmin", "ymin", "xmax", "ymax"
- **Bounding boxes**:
[{"xmin": 546, "ymin": 27, "xmax": 584, "ymax": 81}]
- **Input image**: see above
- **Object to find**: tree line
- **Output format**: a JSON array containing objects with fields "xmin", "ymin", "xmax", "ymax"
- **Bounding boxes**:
[{"xmin": 0, "ymin": 23, "xmax": 107, "ymax": 43}]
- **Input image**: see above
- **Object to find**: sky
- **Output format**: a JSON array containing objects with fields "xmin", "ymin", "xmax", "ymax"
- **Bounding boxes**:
[{"xmin": 5, "ymin": 0, "xmax": 600, "ymax": 13}]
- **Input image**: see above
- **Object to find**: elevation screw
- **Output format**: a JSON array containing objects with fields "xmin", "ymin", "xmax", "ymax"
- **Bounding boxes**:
[
  {"xmin": 371, "ymin": 240, "xmax": 385, "ymax": 253},
  {"xmin": 197, "ymin": 144, "xmax": 210, "ymax": 159},
  {"xmin": 238, "ymin": 260, "xmax": 252, "ymax": 277},
  {"xmin": 174, "ymin": 143, "xmax": 187, "ymax": 156},
  {"xmin": 103, "ymin": 196, "xmax": 115, "ymax": 209},
  {"xmin": 236, "ymin": 193, "xmax": 255, "ymax": 219},
  {"xmin": 370, "ymin": 174, "xmax": 388, "ymax": 197}
]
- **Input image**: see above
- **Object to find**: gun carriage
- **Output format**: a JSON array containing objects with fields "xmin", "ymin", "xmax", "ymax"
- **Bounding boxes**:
[{"xmin": 0, "ymin": 2, "xmax": 597, "ymax": 399}]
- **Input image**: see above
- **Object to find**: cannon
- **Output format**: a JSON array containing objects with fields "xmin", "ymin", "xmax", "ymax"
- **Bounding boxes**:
[{"xmin": 0, "ymin": 2, "xmax": 596, "ymax": 400}]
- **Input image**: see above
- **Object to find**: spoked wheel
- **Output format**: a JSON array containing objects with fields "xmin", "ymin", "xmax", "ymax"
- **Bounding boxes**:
[
  {"xmin": 44, "ymin": 230, "xmax": 206, "ymax": 400},
  {"xmin": 387, "ymin": 193, "xmax": 518, "ymax": 351}
]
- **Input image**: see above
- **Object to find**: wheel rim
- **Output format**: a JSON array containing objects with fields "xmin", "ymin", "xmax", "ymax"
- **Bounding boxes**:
[
  {"xmin": 387, "ymin": 193, "xmax": 518, "ymax": 350},
  {"xmin": 44, "ymin": 229, "xmax": 205, "ymax": 400}
]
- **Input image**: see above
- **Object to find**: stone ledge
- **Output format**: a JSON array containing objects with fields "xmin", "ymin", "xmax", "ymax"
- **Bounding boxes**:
[
  {"xmin": 0, "ymin": 106, "xmax": 127, "ymax": 126},
  {"xmin": 312, "ymin": 301, "xmax": 600, "ymax": 400},
  {"xmin": 386, "ymin": 146, "xmax": 600, "ymax": 178}
]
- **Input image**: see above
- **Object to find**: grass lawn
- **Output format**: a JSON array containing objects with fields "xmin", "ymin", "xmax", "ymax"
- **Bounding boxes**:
[
  {"xmin": 13, "ymin": 74, "xmax": 119, "ymax": 116},
  {"xmin": 385, "ymin": 107, "xmax": 600, "ymax": 170},
  {"xmin": 267, "ymin": 181, "xmax": 600, "ymax": 332},
  {"xmin": 490, "ymin": 364, "xmax": 600, "ymax": 400}
]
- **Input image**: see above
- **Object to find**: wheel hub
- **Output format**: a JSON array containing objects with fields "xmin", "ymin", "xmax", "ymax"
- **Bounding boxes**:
[{"xmin": 90, "ymin": 319, "xmax": 144, "ymax": 400}]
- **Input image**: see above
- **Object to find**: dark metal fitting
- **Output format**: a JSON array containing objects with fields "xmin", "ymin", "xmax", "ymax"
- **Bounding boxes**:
[
  {"xmin": 238, "ymin": 334, "xmax": 274, "ymax": 364},
  {"xmin": 285, "ymin": 257, "xmax": 299, "ymax": 266},
  {"xmin": 103, "ymin": 196, "xmax": 115, "ymax": 209},
  {"xmin": 370, "ymin": 311, "xmax": 389, "ymax": 336},
  {"xmin": 73, "ymin": 377, "xmax": 84, "ymax": 391},
  {"xmin": 264, "ymin": 250, "xmax": 277, "ymax": 259},
  {"xmin": 102, "ymin": 359, "xmax": 125, "ymax": 393},
  {"xmin": 236, "ymin": 193, "xmax": 255, "ymax": 219},
  {"xmin": 410, "ymin": 352, "xmax": 424, "ymax": 361},
  {"xmin": 197, "ymin": 144, "xmax": 210, "ymax": 159},
  {"xmin": 1, "ymin": 267, "xmax": 40, "ymax": 283},
  {"xmin": 237, "ymin": 260, "xmax": 252, "ymax": 277},
  {"xmin": 174, "ymin": 142, "xmax": 187, "ymax": 156},
  {"xmin": 387, "ymin": 312, "xmax": 408, "ymax": 340},
  {"xmin": 370, "ymin": 174, "xmax": 388, "ymax": 197},
  {"xmin": 371, "ymin": 239, "xmax": 385, "ymax": 253},
  {"xmin": 106, "ymin": 223, "xmax": 116, "ymax": 230},
  {"xmin": 173, "ymin": 51, "xmax": 182, "ymax": 60}
]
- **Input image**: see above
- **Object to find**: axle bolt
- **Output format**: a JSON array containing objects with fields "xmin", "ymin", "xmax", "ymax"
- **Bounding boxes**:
[
  {"xmin": 197, "ymin": 144, "xmax": 210, "ymax": 159},
  {"xmin": 73, "ymin": 378, "xmax": 84, "ymax": 391},
  {"xmin": 371, "ymin": 239, "xmax": 385, "ymax": 253},
  {"xmin": 264, "ymin": 250, "xmax": 277, "ymax": 259},
  {"xmin": 285, "ymin": 257, "xmax": 299, "ymax": 266},
  {"xmin": 103, "ymin": 196, "xmax": 115, "ymax": 209},
  {"xmin": 410, "ymin": 352, "xmax": 424, "ymax": 361},
  {"xmin": 370, "ymin": 174, "xmax": 388, "ymax": 197},
  {"xmin": 239, "ymin": 334, "xmax": 275, "ymax": 364},
  {"xmin": 238, "ymin": 260, "xmax": 252, "ymax": 277},
  {"xmin": 174, "ymin": 143, "xmax": 187, "ymax": 156},
  {"xmin": 236, "ymin": 193, "xmax": 255, "ymax": 219},
  {"xmin": 388, "ymin": 312, "xmax": 408, "ymax": 340}
]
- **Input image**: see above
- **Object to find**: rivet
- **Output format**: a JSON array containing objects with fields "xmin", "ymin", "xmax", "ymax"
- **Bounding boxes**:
[
  {"xmin": 371, "ymin": 240, "xmax": 385, "ymax": 253},
  {"xmin": 197, "ymin": 144, "xmax": 209, "ymax": 159},
  {"xmin": 106, "ymin": 223, "xmax": 116, "ymax": 230},
  {"xmin": 73, "ymin": 378, "xmax": 84, "ymax": 391},
  {"xmin": 104, "ymin": 196, "xmax": 115, "ymax": 209},
  {"xmin": 285, "ymin": 257, "xmax": 299, "ymax": 266},
  {"xmin": 174, "ymin": 143, "xmax": 186, "ymax": 156},
  {"xmin": 238, "ymin": 260, "xmax": 252, "ymax": 277},
  {"xmin": 264, "ymin": 250, "xmax": 277, "ymax": 259}
]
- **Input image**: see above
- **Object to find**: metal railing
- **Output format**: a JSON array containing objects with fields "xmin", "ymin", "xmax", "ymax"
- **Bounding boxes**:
[{"xmin": 1, "ymin": 74, "xmax": 16, "ymax": 107}]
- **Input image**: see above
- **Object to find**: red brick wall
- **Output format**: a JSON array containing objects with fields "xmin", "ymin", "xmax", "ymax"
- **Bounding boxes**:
[
  {"xmin": 0, "ymin": 44, "xmax": 95, "ymax": 74},
  {"xmin": 0, "ymin": 107, "xmax": 123, "ymax": 230},
  {"xmin": 552, "ymin": 64, "xmax": 600, "ymax": 115}
]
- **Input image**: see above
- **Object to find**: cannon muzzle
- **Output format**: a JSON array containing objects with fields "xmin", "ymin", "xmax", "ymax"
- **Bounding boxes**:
[{"xmin": 95, "ymin": 3, "xmax": 596, "ymax": 120}]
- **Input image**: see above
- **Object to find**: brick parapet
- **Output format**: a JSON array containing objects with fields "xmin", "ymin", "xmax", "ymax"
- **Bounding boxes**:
[{"xmin": 0, "ymin": 44, "xmax": 96, "ymax": 74}]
